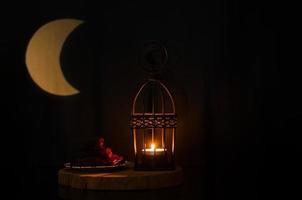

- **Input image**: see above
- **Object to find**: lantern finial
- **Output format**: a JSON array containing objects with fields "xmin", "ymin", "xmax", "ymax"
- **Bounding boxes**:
[{"xmin": 140, "ymin": 40, "xmax": 168, "ymax": 78}]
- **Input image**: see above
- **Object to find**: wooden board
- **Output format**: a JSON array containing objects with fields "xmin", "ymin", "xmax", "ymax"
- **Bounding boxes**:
[{"xmin": 58, "ymin": 166, "xmax": 183, "ymax": 190}]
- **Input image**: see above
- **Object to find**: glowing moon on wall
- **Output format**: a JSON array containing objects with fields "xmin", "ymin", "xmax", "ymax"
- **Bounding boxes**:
[{"xmin": 25, "ymin": 19, "xmax": 84, "ymax": 96}]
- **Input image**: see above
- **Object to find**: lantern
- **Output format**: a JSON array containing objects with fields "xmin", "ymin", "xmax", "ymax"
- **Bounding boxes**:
[
  {"xmin": 130, "ymin": 78, "xmax": 177, "ymax": 170},
  {"xmin": 130, "ymin": 42, "xmax": 177, "ymax": 170}
]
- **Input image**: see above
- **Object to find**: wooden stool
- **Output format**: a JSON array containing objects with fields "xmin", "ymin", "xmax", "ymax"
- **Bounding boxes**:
[{"xmin": 58, "ymin": 166, "xmax": 183, "ymax": 190}]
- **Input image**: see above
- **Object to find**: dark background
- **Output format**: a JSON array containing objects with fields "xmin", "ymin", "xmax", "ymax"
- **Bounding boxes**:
[{"xmin": 1, "ymin": 1, "xmax": 295, "ymax": 199}]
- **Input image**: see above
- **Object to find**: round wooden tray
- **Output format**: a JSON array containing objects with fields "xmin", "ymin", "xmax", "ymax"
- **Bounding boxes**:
[{"xmin": 58, "ymin": 166, "xmax": 183, "ymax": 190}]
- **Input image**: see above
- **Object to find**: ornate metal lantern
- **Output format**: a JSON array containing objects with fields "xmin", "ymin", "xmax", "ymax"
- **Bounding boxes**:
[{"xmin": 130, "ymin": 42, "xmax": 177, "ymax": 170}]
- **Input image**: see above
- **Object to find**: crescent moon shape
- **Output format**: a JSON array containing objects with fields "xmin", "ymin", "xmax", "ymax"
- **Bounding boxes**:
[{"xmin": 26, "ymin": 19, "xmax": 84, "ymax": 96}]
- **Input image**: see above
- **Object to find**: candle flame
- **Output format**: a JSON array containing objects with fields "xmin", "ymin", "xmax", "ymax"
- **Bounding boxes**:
[{"xmin": 150, "ymin": 143, "xmax": 156, "ymax": 150}]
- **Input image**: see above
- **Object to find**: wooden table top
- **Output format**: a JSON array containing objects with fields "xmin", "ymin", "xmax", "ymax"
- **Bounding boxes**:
[{"xmin": 58, "ymin": 166, "xmax": 183, "ymax": 190}]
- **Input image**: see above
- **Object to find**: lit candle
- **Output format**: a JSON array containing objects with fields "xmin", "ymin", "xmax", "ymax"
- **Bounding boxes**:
[{"xmin": 142, "ymin": 144, "xmax": 166, "ymax": 156}]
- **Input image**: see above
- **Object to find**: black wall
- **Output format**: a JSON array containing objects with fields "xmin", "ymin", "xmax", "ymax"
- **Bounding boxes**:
[
  {"xmin": 1, "ymin": 1, "xmax": 291, "ymax": 199},
  {"xmin": 2, "ymin": 1, "xmax": 211, "ymax": 167}
]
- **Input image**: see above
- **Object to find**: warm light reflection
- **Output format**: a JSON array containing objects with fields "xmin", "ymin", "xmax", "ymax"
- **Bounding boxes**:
[{"xmin": 80, "ymin": 173, "xmax": 128, "ymax": 178}]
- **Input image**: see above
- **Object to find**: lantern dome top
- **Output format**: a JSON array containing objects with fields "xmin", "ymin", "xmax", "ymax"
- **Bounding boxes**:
[{"xmin": 132, "ymin": 79, "xmax": 176, "ymax": 115}]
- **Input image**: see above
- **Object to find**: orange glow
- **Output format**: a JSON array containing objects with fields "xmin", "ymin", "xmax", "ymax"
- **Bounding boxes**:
[
  {"xmin": 144, "ymin": 148, "xmax": 165, "ymax": 152},
  {"xmin": 143, "ymin": 143, "xmax": 166, "ymax": 152},
  {"xmin": 142, "ymin": 144, "xmax": 166, "ymax": 155}
]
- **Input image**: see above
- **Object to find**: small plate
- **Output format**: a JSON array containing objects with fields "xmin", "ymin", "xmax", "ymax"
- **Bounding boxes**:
[{"xmin": 64, "ymin": 161, "xmax": 132, "ymax": 171}]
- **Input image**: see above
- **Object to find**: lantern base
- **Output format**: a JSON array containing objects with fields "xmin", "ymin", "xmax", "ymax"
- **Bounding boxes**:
[
  {"xmin": 134, "ymin": 162, "xmax": 175, "ymax": 171},
  {"xmin": 135, "ymin": 153, "xmax": 174, "ymax": 171}
]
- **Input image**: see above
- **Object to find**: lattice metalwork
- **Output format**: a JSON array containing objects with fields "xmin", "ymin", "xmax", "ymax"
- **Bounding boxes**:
[{"xmin": 130, "ymin": 114, "xmax": 177, "ymax": 128}]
